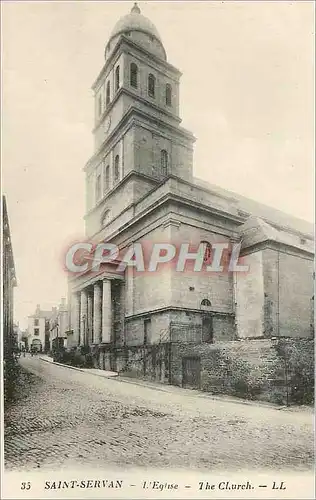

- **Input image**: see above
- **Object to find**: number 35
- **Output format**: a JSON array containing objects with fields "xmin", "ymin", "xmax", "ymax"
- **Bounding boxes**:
[{"xmin": 21, "ymin": 482, "xmax": 31, "ymax": 490}]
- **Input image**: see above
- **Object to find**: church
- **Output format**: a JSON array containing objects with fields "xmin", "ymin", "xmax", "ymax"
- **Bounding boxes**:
[{"xmin": 68, "ymin": 4, "xmax": 314, "ymax": 396}]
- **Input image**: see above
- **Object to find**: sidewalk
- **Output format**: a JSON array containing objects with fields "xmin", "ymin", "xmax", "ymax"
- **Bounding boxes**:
[{"xmin": 39, "ymin": 354, "xmax": 118, "ymax": 379}]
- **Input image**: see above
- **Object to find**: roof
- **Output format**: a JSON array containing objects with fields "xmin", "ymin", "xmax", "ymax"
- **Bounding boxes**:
[
  {"xmin": 109, "ymin": 3, "xmax": 163, "ymax": 45},
  {"xmin": 193, "ymin": 177, "xmax": 314, "ymax": 237},
  {"xmin": 239, "ymin": 216, "xmax": 314, "ymax": 253}
]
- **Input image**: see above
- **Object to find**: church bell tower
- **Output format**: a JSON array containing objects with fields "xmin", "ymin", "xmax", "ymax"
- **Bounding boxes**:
[{"xmin": 84, "ymin": 3, "xmax": 195, "ymax": 238}]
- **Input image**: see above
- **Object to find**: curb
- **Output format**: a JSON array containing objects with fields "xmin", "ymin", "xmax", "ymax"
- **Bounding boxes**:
[
  {"xmin": 37, "ymin": 357, "xmax": 311, "ymax": 413},
  {"xmin": 39, "ymin": 357, "xmax": 85, "ymax": 373},
  {"xmin": 111, "ymin": 376, "xmax": 282, "ymax": 409},
  {"xmin": 39, "ymin": 357, "xmax": 118, "ymax": 380}
]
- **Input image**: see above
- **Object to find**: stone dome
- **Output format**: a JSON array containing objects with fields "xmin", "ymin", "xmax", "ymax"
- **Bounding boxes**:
[{"xmin": 106, "ymin": 3, "xmax": 166, "ymax": 59}]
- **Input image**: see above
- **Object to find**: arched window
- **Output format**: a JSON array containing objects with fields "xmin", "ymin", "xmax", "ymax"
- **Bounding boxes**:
[
  {"xmin": 101, "ymin": 210, "xmax": 110, "ymax": 227},
  {"xmin": 161, "ymin": 149, "xmax": 168, "ymax": 176},
  {"xmin": 165, "ymin": 84, "xmax": 172, "ymax": 106},
  {"xmin": 106, "ymin": 81, "xmax": 110, "ymax": 106},
  {"xmin": 130, "ymin": 63, "xmax": 138, "ymax": 88},
  {"xmin": 114, "ymin": 155, "xmax": 120, "ymax": 183},
  {"xmin": 148, "ymin": 73, "xmax": 155, "ymax": 97},
  {"xmin": 95, "ymin": 174, "xmax": 101, "ymax": 202},
  {"xmin": 104, "ymin": 164, "xmax": 110, "ymax": 192},
  {"xmin": 201, "ymin": 299, "xmax": 211, "ymax": 307},
  {"xmin": 201, "ymin": 241, "xmax": 212, "ymax": 264},
  {"xmin": 115, "ymin": 66, "xmax": 120, "ymax": 91}
]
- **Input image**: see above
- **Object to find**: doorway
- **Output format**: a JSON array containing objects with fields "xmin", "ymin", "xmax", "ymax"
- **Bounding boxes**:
[
  {"xmin": 182, "ymin": 356, "xmax": 201, "ymax": 389},
  {"xmin": 202, "ymin": 316, "xmax": 213, "ymax": 343}
]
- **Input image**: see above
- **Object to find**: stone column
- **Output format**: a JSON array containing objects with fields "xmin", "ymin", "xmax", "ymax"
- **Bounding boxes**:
[
  {"xmin": 80, "ymin": 290, "xmax": 88, "ymax": 346},
  {"xmin": 102, "ymin": 278, "xmax": 112, "ymax": 343},
  {"xmin": 72, "ymin": 292, "xmax": 80, "ymax": 346},
  {"xmin": 87, "ymin": 292, "xmax": 93, "ymax": 345},
  {"xmin": 93, "ymin": 282, "xmax": 102, "ymax": 344}
]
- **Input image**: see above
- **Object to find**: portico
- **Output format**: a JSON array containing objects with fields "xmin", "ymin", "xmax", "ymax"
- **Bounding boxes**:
[{"xmin": 69, "ymin": 267, "xmax": 125, "ymax": 369}]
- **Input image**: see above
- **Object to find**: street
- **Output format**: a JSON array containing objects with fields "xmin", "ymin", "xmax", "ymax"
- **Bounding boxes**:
[{"xmin": 4, "ymin": 356, "xmax": 314, "ymax": 472}]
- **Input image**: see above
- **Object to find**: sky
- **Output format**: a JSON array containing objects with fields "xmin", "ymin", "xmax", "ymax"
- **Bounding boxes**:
[{"xmin": 2, "ymin": 1, "xmax": 314, "ymax": 330}]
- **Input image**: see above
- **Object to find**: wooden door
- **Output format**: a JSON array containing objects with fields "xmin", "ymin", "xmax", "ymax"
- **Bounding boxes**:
[{"xmin": 182, "ymin": 357, "xmax": 201, "ymax": 389}]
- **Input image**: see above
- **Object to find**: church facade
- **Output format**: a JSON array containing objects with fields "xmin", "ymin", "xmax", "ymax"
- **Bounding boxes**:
[{"xmin": 68, "ymin": 4, "xmax": 314, "ymax": 395}]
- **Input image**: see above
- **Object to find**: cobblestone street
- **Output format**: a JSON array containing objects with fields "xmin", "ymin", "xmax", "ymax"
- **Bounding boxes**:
[{"xmin": 4, "ymin": 356, "xmax": 314, "ymax": 472}]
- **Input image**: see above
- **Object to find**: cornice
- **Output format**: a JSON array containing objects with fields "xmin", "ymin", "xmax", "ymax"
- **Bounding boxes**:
[
  {"xmin": 92, "ymin": 85, "xmax": 181, "ymax": 135},
  {"xmin": 92, "ymin": 36, "xmax": 181, "ymax": 92},
  {"xmin": 84, "ymin": 170, "xmax": 159, "ymax": 219},
  {"xmin": 87, "ymin": 185, "xmax": 244, "ymax": 247},
  {"xmin": 240, "ymin": 239, "xmax": 314, "ymax": 259},
  {"xmin": 125, "ymin": 306, "xmax": 235, "ymax": 321},
  {"xmin": 84, "ymin": 106, "xmax": 195, "ymax": 173}
]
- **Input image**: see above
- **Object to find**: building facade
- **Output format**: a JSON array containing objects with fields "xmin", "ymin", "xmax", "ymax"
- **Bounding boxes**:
[
  {"xmin": 2, "ymin": 196, "xmax": 17, "ymax": 360},
  {"xmin": 68, "ymin": 4, "xmax": 314, "ymax": 389},
  {"xmin": 49, "ymin": 298, "xmax": 69, "ymax": 351},
  {"xmin": 27, "ymin": 305, "xmax": 53, "ymax": 352}
]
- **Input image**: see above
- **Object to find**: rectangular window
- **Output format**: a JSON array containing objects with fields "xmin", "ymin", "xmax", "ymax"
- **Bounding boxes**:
[
  {"xmin": 34, "ymin": 318, "xmax": 39, "ymax": 326},
  {"xmin": 34, "ymin": 328, "xmax": 40, "ymax": 336},
  {"xmin": 144, "ymin": 318, "xmax": 151, "ymax": 345}
]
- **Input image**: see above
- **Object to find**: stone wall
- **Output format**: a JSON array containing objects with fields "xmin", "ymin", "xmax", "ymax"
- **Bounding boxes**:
[
  {"xmin": 89, "ymin": 332, "xmax": 313, "ymax": 406},
  {"xmin": 170, "ymin": 338, "xmax": 314, "ymax": 405},
  {"xmin": 115, "ymin": 343, "xmax": 171, "ymax": 383}
]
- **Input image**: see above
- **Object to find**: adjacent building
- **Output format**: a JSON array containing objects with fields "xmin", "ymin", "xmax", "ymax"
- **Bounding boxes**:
[
  {"xmin": 27, "ymin": 305, "xmax": 53, "ymax": 352},
  {"xmin": 49, "ymin": 298, "xmax": 69, "ymax": 351},
  {"xmin": 2, "ymin": 195, "xmax": 17, "ymax": 360},
  {"xmin": 68, "ymin": 4, "xmax": 314, "ymax": 389},
  {"xmin": 13, "ymin": 323, "xmax": 26, "ymax": 351}
]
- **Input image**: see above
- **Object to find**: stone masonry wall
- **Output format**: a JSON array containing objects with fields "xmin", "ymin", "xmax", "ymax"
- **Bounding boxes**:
[{"xmin": 170, "ymin": 338, "xmax": 314, "ymax": 405}]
